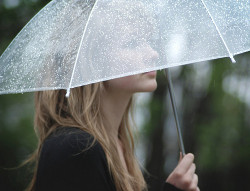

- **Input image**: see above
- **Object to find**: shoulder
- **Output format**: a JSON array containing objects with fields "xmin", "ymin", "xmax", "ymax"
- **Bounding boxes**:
[
  {"xmin": 45, "ymin": 126, "xmax": 95, "ymax": 148},
  {"xmin": 39, "ymin": 127, "xmax": 105, "ymax": 166},
  {"xmin": 36, "ymin": 127, "xmax": 116, "ymax": 191}
]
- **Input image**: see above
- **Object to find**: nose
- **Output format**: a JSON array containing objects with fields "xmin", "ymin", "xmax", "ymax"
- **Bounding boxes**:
[
  {"xmin": 150, "ymin": 47, "xmax": 159, "ymax": 60},
  {"xmin": 143, "ymin": 44, "xmax": 159, "ymax": 62}
]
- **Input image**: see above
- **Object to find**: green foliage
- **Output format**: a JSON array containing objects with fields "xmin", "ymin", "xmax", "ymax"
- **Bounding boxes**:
[
  {"xmin": 0, "ymin": 1, "xmax": 50, "ymax": 190},
  {"xmin": 144, "ymin": 54, "xmax": 250, "ymax": 191},
  {"xmin": 0, "ymin": 93, "xmax": 36, "ymax": 191}
]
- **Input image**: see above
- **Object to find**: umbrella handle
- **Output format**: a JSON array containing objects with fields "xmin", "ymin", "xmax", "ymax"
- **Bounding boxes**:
[{"xmin": 164, "ymin": 69, "xmax": 186, "ymax": 156}]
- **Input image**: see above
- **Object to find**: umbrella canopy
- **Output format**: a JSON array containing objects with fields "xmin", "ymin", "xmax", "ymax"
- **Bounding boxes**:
[{"xmin": 0, "ymin": 0, "xmax": 249, "ymax": 96}]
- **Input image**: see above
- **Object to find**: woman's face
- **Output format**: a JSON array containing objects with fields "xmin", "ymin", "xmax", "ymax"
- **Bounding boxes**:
[
  {"xmin": 96, "ymin": 3, "xmax": 159, "ymax": 95},
  {"xmin": 104, "ymin": 70, "xmax": 158, "ymax": 94},
  {"xmin": 103, "ymin": 23, "xmax": 159, "ymax": 94}
]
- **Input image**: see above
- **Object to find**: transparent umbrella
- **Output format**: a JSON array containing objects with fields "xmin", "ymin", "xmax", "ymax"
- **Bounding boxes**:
[{"xmin": 0, "ymin": 0, "xmax": 249, "ymax": 154}]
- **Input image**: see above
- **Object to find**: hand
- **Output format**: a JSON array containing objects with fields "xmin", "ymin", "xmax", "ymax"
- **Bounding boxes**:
[{"xmin": 166, "ymin": 153, "xmax": 199, "ymax": 191}]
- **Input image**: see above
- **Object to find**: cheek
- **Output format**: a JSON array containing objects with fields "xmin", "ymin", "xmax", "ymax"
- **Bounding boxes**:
[
  {"xmin": 106, "ymin": 75, "xmax": 157, "ymax": 93},
  {"xmin": 105, "ymin": 75, "xmax": 139, "ymax": 92},
  {"xmin": 110, "ymin": 50, "xmax": 143, "ymax": 71}
]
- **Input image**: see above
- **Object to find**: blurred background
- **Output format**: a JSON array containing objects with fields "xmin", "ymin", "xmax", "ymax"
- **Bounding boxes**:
[{"xmin": 0, "ymin": 0, "xmax": 249, "ymax": 191}]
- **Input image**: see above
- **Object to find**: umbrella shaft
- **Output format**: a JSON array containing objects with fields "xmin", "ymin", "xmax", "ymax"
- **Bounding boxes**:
[{"xmin": 164, "ymin": 69, "xmax": 186, "ymax": 156}]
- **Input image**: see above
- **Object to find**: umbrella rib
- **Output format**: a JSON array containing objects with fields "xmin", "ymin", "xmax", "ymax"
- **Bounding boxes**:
[
  {"xmin": 66, "ymin": 0, "xmax": 99, "ymax": 97},
  {"xmin": 200, "ymin": 0, "xmax": 236, "ymax": 63}
]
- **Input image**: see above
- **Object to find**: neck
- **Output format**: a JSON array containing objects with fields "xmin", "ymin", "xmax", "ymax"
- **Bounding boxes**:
[{"xmin": 101, "ymin": 88, "xmax": 132, "ymax": 140}]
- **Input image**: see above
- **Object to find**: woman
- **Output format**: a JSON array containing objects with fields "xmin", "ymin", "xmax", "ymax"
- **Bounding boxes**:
[
  {"xmin": 27, "ymin": 71, "xmax": 199, "ymax": 191},
  {"xmin": 27, "ymin": 0, "xmax": 199, "ymax": 190}
]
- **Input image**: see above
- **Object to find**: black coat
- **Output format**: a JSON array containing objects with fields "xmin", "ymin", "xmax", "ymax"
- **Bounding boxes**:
[{"xmin": 35, "ymin": 127, "xmax": 182, "ymax": 191}]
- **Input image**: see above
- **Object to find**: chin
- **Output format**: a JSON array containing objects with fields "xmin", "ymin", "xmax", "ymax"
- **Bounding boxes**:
[
  {"xmin": 148, "ymin": 83, "xmax": 158, "ymax": 92},
  {"xmin": 140, "ymin": 81, "xmax": 157, "ymax": 92}
]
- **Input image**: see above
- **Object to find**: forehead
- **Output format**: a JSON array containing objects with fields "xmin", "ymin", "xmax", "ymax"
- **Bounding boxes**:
[{"xmin": 86, "ymin": 1, "xmax": 158, "ymax": 47}]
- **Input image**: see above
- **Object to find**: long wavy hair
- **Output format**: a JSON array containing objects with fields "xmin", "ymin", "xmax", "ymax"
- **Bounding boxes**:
[
  {"xmin": 27, "ymin": 83, "xmax": 147, "ymax": 191},
  {"xmin": 26, "ymin": 0, "xmax": 155, "ymax": 190}
]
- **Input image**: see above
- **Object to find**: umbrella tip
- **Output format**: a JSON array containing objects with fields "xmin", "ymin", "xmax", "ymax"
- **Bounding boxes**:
[
  {"xmin": 66, "ymin": 88, "xmax": 70, "ymax": 98},
  {"xmin": 230, "ymin": 54, "xmax": 236, "ymax": 63}
]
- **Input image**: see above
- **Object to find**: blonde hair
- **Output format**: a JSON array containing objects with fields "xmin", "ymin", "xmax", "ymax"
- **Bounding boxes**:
[
  {"xmin": 26, "ymin": 1, "xmax": 155, "ymax": 190},
  {"xmin": 27, "ymin": 83, "xmax": 147, "ymax": 191}
]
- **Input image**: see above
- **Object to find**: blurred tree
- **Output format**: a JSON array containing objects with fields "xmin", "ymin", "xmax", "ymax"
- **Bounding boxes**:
[
  {"xmin": 0, "ymin": 0, "xmax": 50, "ymax": 190},
  {"xmin": 144, "ymin": 53, "xmax": 250, "ymax": 191},
  {"xmin": 193, "ymin": 56, "xmax": 250, "ymax": 191},
  {"xmin": 0, "ymin": 93, "xmax": 35, "ymax": 191}
]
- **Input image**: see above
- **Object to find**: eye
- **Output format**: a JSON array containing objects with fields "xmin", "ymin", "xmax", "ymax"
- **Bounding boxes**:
[{"xmin": 125, "ymin": 39, "xmax": 141, "ymax": 49}]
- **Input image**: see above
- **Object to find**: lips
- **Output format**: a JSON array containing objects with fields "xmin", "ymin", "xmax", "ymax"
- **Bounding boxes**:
[{"xmin": 143, "ymin": 71, "xmax": 157, "ymax": 77}]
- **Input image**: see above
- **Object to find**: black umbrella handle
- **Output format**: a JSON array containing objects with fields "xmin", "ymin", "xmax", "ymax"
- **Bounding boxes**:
[{"xmin": 164, "ymin": 69, "xmax": 186, "ymax": 156}]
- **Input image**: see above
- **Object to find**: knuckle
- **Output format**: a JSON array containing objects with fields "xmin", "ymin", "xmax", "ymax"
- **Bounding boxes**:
[
  {"xmin": 174, "ymin": 173, "xmax": 182, "ymax": 180},
  {"xmin": 188, "ymin": 176, "xmax": 199, "ymax": 191},
  {"xmin": 194, "ymin": 174, "xmax": 198, "ymax": 179},
  {"xmin": 174, "ymin": 171, "xmax": 183, "ymax": 179},
  {"xmin": 194, "ymin": 174, "xmax": 199, "ymax": 183},
  {"xmin": 193, "ymin": 163, "xmax": 196, "ymax": 169},
  {"xmin": 191, "ymin": 163, "xmax": 196, "ymax": 171},
  {"xmin": 188, "ymin": 182, "xmax": 198, "ymax": 191},
  {"xmin": 182, "ymin": 177, "xmax": 192, "ymax": 187}
]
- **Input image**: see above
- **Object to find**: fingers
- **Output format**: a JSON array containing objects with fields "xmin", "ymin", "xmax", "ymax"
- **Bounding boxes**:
[
  {"xmin": 186, "ymin": 163, "xmax": 196, "ymax": 178},
  {"xmin": 166, "ymin": 153, "xmax": 199, "ymax": 191},
  {"xmin": 186, "ymin": 173, "xmax": 198, "ymax": 191},
  {"xmin": 175, "ymin": 153, "xmax": 194, "ymax": 175}
]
